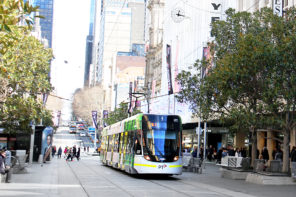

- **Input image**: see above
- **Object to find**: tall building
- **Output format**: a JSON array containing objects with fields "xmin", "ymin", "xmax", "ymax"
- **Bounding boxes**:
[
  {"xmin": 92, "ymin": 0, "xmax": 146, "ymax": 112},
  {"xmin": 84, "ymin": 0, "xmax": 96, "ymax": 87},
  {"xmin": 30, "ymin": 0, "xmax": 54, "ymax": 48}
]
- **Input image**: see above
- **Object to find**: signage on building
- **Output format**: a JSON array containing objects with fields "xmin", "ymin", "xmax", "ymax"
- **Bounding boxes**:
[
  {"xmin": 210, "ymin": 1, "xmax": 223, "ymax": 37},
  {"xmin": 273, "ymin": 0, "xmax": 283, "ymax": 17}
]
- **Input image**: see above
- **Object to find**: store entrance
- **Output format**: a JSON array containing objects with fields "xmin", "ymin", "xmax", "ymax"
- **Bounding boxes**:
[{"xmin": 207, "ymin": 133, "xmax": 222, "ymax": 151}]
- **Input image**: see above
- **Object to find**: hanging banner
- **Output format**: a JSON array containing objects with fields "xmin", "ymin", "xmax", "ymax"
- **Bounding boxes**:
[
  {"xmin": 128, "ymin": 82, "xmax": 133, "ymax": 113},
  {"xmin": 92, "ymin": 110, "xmax": 98, "ymax": 129},
  {"xmin": 166, "ymin": 44, "xmax": 173, "ymax": 95}
]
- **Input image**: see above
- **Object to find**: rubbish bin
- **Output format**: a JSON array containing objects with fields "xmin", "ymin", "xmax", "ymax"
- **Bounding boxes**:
[
  {"xmin": 270, "ymin": 160, "xmax": 281, "ymax": 173},
  {"xmin": 254, "ymin": 159, "xmax": 265, "ymax": 172}
]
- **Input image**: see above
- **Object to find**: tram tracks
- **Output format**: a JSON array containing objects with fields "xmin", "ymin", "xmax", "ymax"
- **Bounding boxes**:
[
  {"xmin": 67, "ymin": 158, "xmax": 135, "ymax": 197},
  {"xmin": 68, "ymin": 158, "xmax": 197, "ymax": 197}
]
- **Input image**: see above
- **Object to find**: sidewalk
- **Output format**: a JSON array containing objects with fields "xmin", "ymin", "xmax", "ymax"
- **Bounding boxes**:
[{"xmin": 0, "ymin": 157, "xmax": 87, "ymax": 197}]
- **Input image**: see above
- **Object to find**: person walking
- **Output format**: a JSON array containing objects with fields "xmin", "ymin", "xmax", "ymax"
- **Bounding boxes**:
[
  {"xmin": 262, "ymin": 147, "xmax": 269, "ymax": 162},
  {"xmin": 291, "ymin": 146, "xmax": 296, "ymax": 162},
  {"xmin": 66, "ymin": 148, "xmax": 73, "ymax": 161},
  {"xmin": 207, "ymin": 145, "xmax": 214, "ymax": 161},
  {"xmin": 0, "ymin": 149, "xmax": 10, "ymax": 183},
  {"xmin": 72, "ymin": 145, "xmax": 77, "ymax": 161},
  {"xmin": 275, "ymin": 148, "xmax": 283, "ymax": 161},
  {"xmin": 64, "ymin": 147, "xmax": 68, "ymax": 158},
  {"xmin": 76, "ymin": 147, "xmax": 80, "ymax": 161},
  {"xmin": 57, "ymin": 147, "xmax": 62, "ymax": 158}
]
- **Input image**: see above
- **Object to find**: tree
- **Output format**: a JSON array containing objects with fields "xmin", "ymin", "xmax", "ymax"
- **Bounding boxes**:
[
  {"xmin": 72, "ymin": 86, "xmax": 105, "ymax": 125},
  {"xmin": 104, "ymin": 102, "xmax": 141, "ymax": 126},
  {"xmin": 0, "ymin": 0, "xmax": 53, "ymax": 133},
  {"xmin": 177, "ymin": 8, "xmax": 293, "ymax": 168}
]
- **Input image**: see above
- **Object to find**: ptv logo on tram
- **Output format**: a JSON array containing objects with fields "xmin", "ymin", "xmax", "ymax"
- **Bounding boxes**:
[{"xmin": 158, "ymin": 164, "xmax": 167, "ymax": 169}]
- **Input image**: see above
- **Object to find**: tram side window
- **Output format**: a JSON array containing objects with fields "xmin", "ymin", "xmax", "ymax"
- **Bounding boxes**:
[
  {"xmin": 134, "ymin": 131, "xmax": 142, "ymax": 155},
  {"xmin": 114, "ymin": 134, "xmax": 119, "ymax": 153},
  {"xmin": 107, "ymin": 136, "xmax": 111, "ymax": 152},
  {"xmin": 117, "ymin": 133, "xmax": 121, "ymax": 152},
  {"xmin": 127, "ymin": 131, "xmax": 133, "ymax": 154}
]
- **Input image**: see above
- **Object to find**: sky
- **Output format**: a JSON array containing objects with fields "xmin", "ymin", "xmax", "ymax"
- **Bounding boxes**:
[{"xmin": 51, "ymin": 0, "xmax": 91, "ymax": 120}]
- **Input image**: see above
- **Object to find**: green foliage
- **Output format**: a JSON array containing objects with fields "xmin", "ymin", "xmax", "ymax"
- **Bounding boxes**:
[
  {"xmin": 177, "ymin": 7, "xmax": 296, "ymax": 168},
  {"xmin": 177, "ymin": 7, "xmax": 295, "ymax": 131},
  {"xmin": 104, "ymin": 102, "xmax": 142, "ymax": 126},
  {"xmin": 0, "ymin": 0, "xmax": 53, "ymax": 133}
]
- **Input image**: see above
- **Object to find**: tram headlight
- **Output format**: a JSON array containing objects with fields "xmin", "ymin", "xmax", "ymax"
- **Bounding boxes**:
[
  {"xmin": 173, "ymin": 156, "xmax": 179, "ymax": 161},
  {"xmin": 144, "ymin": 155, "xmax": 151, "ymax": 161}
]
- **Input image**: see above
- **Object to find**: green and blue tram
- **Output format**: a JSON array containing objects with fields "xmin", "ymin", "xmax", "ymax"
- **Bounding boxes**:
[{"xmin": 101, "ymin": 113, "xmax": 182, "ymax": 175}]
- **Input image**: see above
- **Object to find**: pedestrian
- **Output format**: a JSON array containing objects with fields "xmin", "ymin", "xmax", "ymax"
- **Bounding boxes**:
[
  {"xmin": 52, "ymin": 146, "xmax": 56, "ymax": 158},
  {"xmin": 261, "ymin": 147, "xmax": 269, "ymax": 162},
  {"xmin": 76, "ymin": 147, "xmax": 80, "ymax": 161},
  {"xmin": 290, "ymin": 146, "xmax": 296, "ymax": 162},
  {"xmin": 64, "ymin": 147, "xmax": 68, "ymax": 158},
  {"xmin": 84, "ymin": 146, "xmax": 86, "ymax": 152},
  {"xmin": 191, "ymin": 146, "xmax": 198, "ymax": 158},
  {"xmin": 72, "ymin": 145, "xmax": 77, "ymax": 161},
  {"xmin": 87, "ymin": 146, "xmax": 89, "ymax": 152},
  {"xmin": 4, "ymin": 148, "xmax": 12, "ymax": 183},
  {"xmin": 228, "ymin": 146, "xmax": 235, "ymax": 156},
  {"xmin": 235, "ymin": 148, "xmax": 242, "ymax": 157},
  {"xmin": 275, "ymin": 148, "xmax": 283, "ymax": 161},
  {"xmin": 57, "ymin": 146, "xmax": 62, "ymax": 158},
  {"xmin": 207, "ymin": 145, "xmax": 214, "ymax": 161},
  {"xmin": 66, "ymin": 148, "xmax": 73, "ymax": 161},
  {"xmin": 0, "ymin": 149, "xmax": 10, "ymax": 183},
  {"xmin": 222, "ymin": 148, "xmax": 228, "ymax": 158}
]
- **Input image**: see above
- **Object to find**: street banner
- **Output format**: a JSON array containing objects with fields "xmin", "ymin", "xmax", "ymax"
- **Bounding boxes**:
[
  {"xmin": 202, "ymin": 46, "xmax": 214, "ymax": 79},
  {"xmin": 91, "ymin": 110, "xmax": 98, "ymax": 129},
  {"xmin": 42, "ymin": 93, "xmax": 48, "ymax": 106},
  {"xmin": 128, "ymin": 82, "xmax": 133, "ymax": 113},
  {"xmin": 166, "ymin": 44, "xmax": 173, "ymax": 95}
]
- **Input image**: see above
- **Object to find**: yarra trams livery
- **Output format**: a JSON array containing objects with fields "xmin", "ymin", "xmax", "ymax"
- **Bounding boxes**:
[{"xmin": 101, "ymin": 114, "xmax": 183, "ymax": 175}]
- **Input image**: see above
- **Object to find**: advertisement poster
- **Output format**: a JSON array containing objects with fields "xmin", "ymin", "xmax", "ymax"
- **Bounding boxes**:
[{"xmin": 41, "ymin": 127, "xmax": 53, "ymax": 161}]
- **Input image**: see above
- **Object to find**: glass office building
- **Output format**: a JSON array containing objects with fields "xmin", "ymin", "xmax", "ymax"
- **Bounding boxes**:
[{"xmin": 30, "ymin": 0, "xmax": 54, "ymax": 48}]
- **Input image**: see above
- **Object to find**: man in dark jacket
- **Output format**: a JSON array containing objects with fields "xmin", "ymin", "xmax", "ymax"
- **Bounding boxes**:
[
  {"xmin": 291, "ymin": 146, "xmax": 296, "ymax": 162},
  {"xmin": 72, "ymin": 145, "xmax": 77, "ymax": 161}
]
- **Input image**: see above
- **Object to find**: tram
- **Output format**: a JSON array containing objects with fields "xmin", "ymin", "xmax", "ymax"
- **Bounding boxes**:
[{"xmin": 100, "ymin": 114, "xmax": 182, "ymax": 175}]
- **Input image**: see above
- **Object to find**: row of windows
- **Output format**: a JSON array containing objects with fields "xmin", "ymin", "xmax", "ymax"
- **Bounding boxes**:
[{"xmin": 104, "ymin": 130, "xmax": 142, "ymax": 155}]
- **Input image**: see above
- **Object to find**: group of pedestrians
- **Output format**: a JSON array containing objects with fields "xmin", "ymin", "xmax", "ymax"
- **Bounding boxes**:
[
  {"xmin": 64, "ymin": 145, "xmax": 81, "ymax": 161},
  {"xmin": 0, "ymin": 147, "xmax": 12, "ymax": 183}
]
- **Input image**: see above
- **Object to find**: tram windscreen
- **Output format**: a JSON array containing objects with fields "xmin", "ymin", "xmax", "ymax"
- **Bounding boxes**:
[{"xmin": 142, "ymin": 115, "xmax": 181, "ymax": 162}]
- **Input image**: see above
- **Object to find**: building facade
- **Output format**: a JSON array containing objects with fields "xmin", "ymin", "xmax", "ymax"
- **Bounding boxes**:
[
  {"xmin": 84, "ymin": 0, "xmax": 96, "ymax": 87},
  {"xmin": 30, "ymin": 0, "xmax": 54, "ymax": 48},
  {"xmin": 92, "ymin": 0, "xmax": 146, "ymax": 113}
]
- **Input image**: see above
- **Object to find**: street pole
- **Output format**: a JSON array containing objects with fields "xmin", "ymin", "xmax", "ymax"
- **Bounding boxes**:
[
  {"xmin": 94, "ymin": 124, "xmax": 97, "ymax": 152},
  {"xmin": 203, "ymin": 122, "xmax": 207, "ymax": 163},
  {"xmin": 197, "ymin": 121, "xmax": 201, "ymax": 158},
  {"xmin": 29, "ymin": 123, "xmax": 35, "ymax": 165}
]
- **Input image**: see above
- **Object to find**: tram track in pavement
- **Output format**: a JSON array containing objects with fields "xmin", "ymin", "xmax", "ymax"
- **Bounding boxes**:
[
  {"xmin": 69, "ymin": 158, "xmax": 197, "ymax": 197},
  {"xmin": 66, "ymin": 158, "xmax": 135, "ymax": 197}
]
